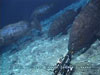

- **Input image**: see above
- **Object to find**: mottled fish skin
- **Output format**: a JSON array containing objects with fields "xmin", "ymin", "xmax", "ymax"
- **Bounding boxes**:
[
  {"xmin": 0, "ymin": 21, "xmax": 30, "ymax": 46},
  {"xmin": 30, "ymin": 4, "xmax": 53, "ymax": 21},
  {"xmin": 68, "ymin": 0, "xmax": 100, "ymax": 53},
  {"xmin": 48, "ymin": 9, "xmax": 80, "ymax": 37},
  {"xmin": 30, "ymin": 18, "xmax": 42, "ymax": 32},
  {"xmin": 33, "ymin": 5, "xmax": 52, "ymax": 15}
]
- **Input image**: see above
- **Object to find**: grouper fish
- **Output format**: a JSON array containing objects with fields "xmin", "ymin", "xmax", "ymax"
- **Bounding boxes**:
[
  {"xmin": 0, "ymin": 20, "xmax": 41, "ymax": 47},
  {"xmin": 30, "ymin": 4, "xmax": 53, "ymax": 21},
  {"xmin": 48, "ymin": 8, "xmax": 81, "ymax": 37},
  {"xmin": 68, "ymin": 0, "xmax": 100, "ymax": 54}
]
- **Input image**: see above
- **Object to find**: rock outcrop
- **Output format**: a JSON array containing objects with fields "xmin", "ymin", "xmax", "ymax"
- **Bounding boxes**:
[
  {"xmin": 68, "ymin": 0, "xmax": 100, "ymax": 54},
  {"xmin": 48, "ymin": 9, "xmax": 80, "ymax": 37}
]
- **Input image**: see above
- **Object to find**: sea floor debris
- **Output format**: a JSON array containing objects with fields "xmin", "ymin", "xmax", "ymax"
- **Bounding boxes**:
[{"xmin": 1, "ymin": 34, "xmax": 100, "ymax": 75}]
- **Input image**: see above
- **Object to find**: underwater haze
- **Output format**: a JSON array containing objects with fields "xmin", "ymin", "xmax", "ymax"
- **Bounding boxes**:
[
  {"xmin": 0, "ymin": 0, "xmax": 78, "ymax": 28},
  {"xmin": 1, "ymin": 0, "xmax": 100, "ymax": 75}
]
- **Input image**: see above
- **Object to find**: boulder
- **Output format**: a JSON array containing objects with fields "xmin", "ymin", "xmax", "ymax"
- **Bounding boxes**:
[{"xmin": 68, "ymin": 0, "xmax": 100, "ymax": 54}]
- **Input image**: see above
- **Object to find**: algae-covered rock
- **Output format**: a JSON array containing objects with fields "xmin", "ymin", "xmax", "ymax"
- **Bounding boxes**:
[
  {"xmin": 68, "ymin": 0, "xmax": 100, "ymax": 53},
  {"xmin": 48, "ymin": 9, "xmax": 79, "ymax": 37}
]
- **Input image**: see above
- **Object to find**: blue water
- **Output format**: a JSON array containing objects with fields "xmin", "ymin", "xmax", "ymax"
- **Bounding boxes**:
[
  {"xmin": 0, "ymin": 0, "xmax": 78, "ymax": 28},
  {"xmin": 1, "ymin": 0, "xmax": 98, "ymax": 75}
]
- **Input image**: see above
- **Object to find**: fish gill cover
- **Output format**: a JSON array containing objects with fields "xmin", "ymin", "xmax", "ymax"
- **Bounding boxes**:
[{"xmin": 1, "ymin": 0, "xmax": 100, "ymax": 75}]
